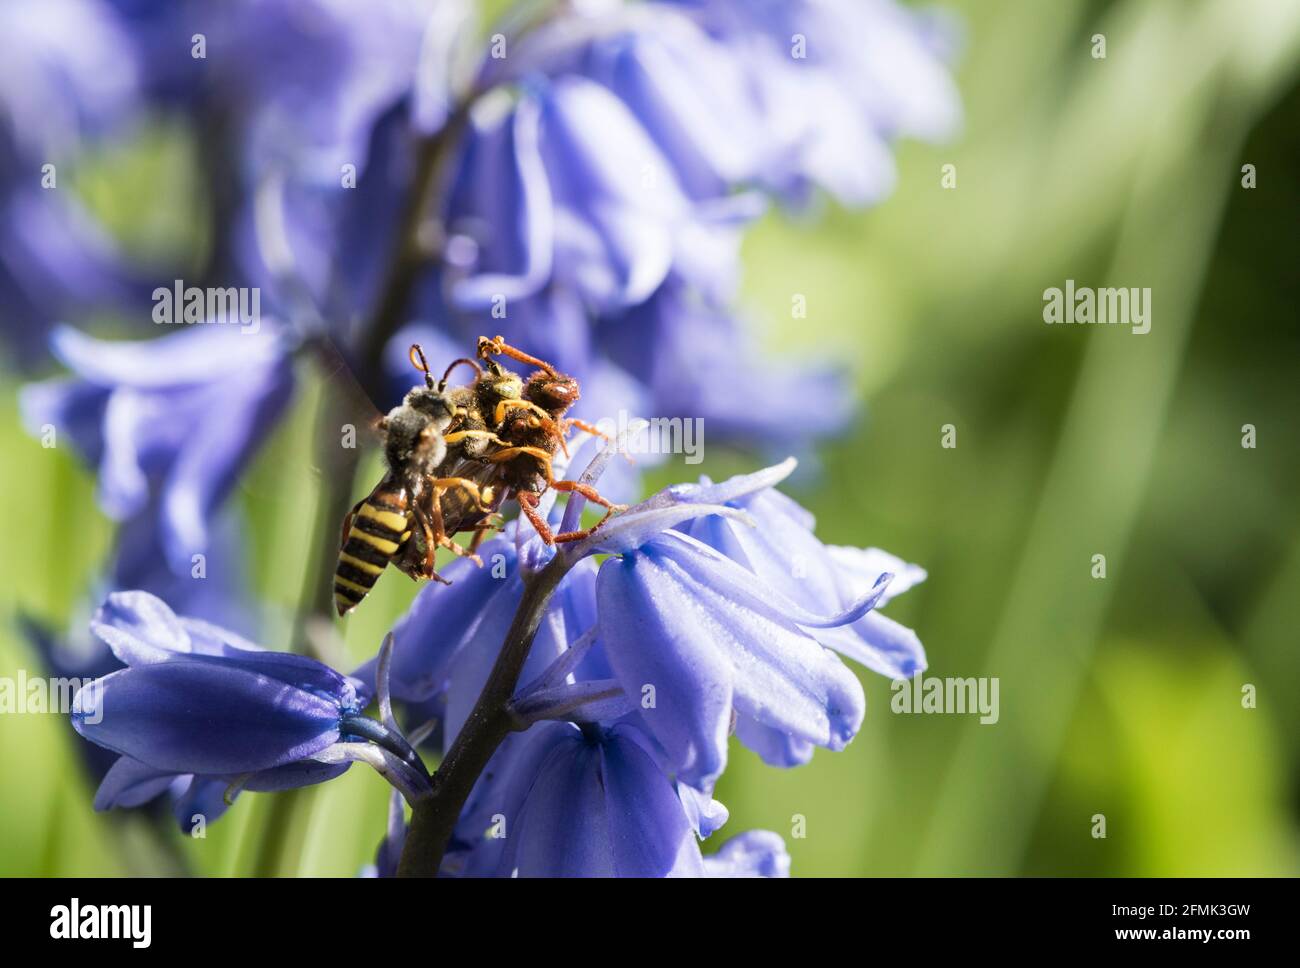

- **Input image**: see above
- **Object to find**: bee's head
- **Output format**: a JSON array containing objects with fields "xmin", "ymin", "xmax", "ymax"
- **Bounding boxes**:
[
  {"xmin": 479, "ymin": 366, "xmax": 523, "ymax": 405},
  {"xmin": 405, "ymin": 386, "xmax": 453, "ymax": 421},
  {"xmin": 526, "ymin": 369, "xmax": 580, "ymax": 415}
]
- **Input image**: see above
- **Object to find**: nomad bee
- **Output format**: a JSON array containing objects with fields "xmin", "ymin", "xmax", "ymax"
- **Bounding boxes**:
[
  {"xmin": 475, "ymin": 336, "xmax": 624, "ymax": 544},
  {"xmin": 333, "ymin": 346, "xmax": 491, "ymax": 616},
  {"xmin": 333, "ymin": 337, "xmax": 625, "ymax": 615}
]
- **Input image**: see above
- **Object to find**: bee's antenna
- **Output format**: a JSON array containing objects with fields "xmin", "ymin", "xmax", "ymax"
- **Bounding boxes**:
[
  {"xmin": 408, "ymin": 344, "xmax": 434, "ymax": 389},
  {"xmin": 479, "ymin": 335, "xmax": 558, "ymax": 377},
  {"xmin": 438, "ymin": 357, "xmax": 482, "ymax": 391}
]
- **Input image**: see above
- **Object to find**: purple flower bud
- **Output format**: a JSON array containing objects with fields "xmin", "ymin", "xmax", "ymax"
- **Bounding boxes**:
[{"xmin": 72, "ymin": 592, "xmax": 363, "ymax": 778}]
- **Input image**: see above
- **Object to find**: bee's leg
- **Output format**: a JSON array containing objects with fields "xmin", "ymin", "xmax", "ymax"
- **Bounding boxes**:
[
  {"xmin": 432, "ymin": 476, "xmax": 486, "ymax": 512},
  {"xmin": 442, "ymin": 430, "xmax": 507, "ymax": 449},
  {"xmin": 437, "ymin": 539, "xmax": 484, "ymax": 567},
  {"xmin": 410, "ymin": 498, "xmax": 451, "ymax": 585},
  {"xmin": 423, "ymin": 481, "xmax": 487, "ymax": 566},
  {"xmin": 492, "ymin": 399, "xmax": 555, "ymax": 426},
  {"xmin": 564, "ymin": 417, "xmax": 611, "ymax": 442},
  {"xmin": 566, "ymin": 417, "xmax": 635, "ymax": 465},
  {"xmin": 516, "ymin": 491, "xmax": 556, "ymax": 545},
  {"xmin": 486, "ymin": 445, "xmax": 552, "ymax": 466},
  {"xmin": 466, "ymin": 522, "xmax": 493, "ymax": 557},
  {"xmin": 548, "ymin": 478, "xmax": 628, "ymax": 543}
]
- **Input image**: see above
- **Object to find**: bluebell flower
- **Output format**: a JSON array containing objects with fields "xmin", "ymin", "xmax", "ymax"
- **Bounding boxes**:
[
  {"xmin": 22, "ymin": 504, "xmax": 261, "ymax": 836},
  {"xmin": 0, "ymin": 0, "xmax": 148, "ymax": 364},
  {"xmin": 702, "ymin": 830, "xmax": 792, "ymax": 877},
  {"xmin": 540, "ymin": 458, "xmax": 914, "ymax": 788},
  {"xmin": 669, "ymin": 0, "xmax": 962, "ymax": 205},
  {"xmin": 209, "ymin": 0, "xmax": 435, "ymax": 317},
  {"xmin": 677, "ymin": 459, "xmax": 928, "ymax": 683},
  {"xmin": 0, "ymin": 190, "xmax": 154, "ymax": 366},
  {"xmin": 0, "ymin": 0, "xmax": 139, "ymax": 169},
  {"xmin": 100, "ymin": 0, "xmax": 428, "ymax": 180},
  {"xmin": 484, "ymin": 0, "xmax": 959, "ymax": 216},
  {"xmin": 220, "ymin": 0, "xmax": 429, "ymax": 181},
  {"xmin": 563, "ymin": 10, "xmax": 770, "ymax": 205},
  {"xmin": 443, "ymin": 75, "xmax": 741, "ymax": 318},
  {"xmin": 20, "ymin": 324, "xmax": 295, "ymax": 572},
  {"xmin": 365, "ymin": 524, "xmax": 597, "ymax": 751},
  {"xmin": 594, "ymin": 279, "xmax": 853, "ymax": 449},
  {"xmin": 444, "ymin": 720, "xmax": 787, "ymax": 877},
  {"xmin": 73, "ymin": 591, "xmax": 365, "ymax": 778},
  {"xmin": 360, "ymin": 448, "xmax": 907, "ymax": 875},
  {"xmin": 68, "ymin": 591, "xmax": 390, "ymax": 828},
  {"xmin": 422, "ymin": 0, "xmax": 960, "ymax": 452},
  {"xmin": 592, "ymin": 529, "xmax": 885, "ymax": 789}
]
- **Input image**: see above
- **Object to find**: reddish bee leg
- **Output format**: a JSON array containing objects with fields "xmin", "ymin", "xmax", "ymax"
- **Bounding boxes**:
[
  {"xmin": 439, "ymin": 541, "xmax": 484, "ymax": 567},
  {"xmin": 432, "ymin": 477, "xmax": 486, "ymax": 512},
  {"xmin": 410, "ymin": 500, "xmax": 451, "ymax": 585},
  {"xmin": 485, "ymin": 445, "xmax": 553, "ymax": 466},
  {"xmin": 564, "ymin": 418, "xmax": 611, "ymax": 441},
  {"xmin": 549, "ymin": 479, "xmax": 627, "ymax": 543},
  {"xmin": 516, "ymin": 491, "xmax": 557, "ymax": 545},
  {"xmin": 429, "ymin": 477, "xmax": 490, "ymax": 565},
  {"xmin": 467, "ymin": 523, "xmax": 494, "ymax": 557},
  {"xmin": 566, "ymin": 417, "xmax": 635, "ymax": 465}
]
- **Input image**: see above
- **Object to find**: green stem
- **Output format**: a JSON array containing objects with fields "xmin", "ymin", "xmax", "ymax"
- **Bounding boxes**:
[{"xmin": 250, "ymin": 390, "xmax": 359, "ymax": 877}]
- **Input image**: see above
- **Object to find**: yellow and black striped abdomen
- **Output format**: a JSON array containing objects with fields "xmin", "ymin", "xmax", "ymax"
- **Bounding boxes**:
[{"xmin": 334, "ymin": 487, "xmax": 413, "ymax": 616}]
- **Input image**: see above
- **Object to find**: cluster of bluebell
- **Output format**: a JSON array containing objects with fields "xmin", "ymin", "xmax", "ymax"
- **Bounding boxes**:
[
  {"xmin": 74, "ymin": 454, "xmax": 927, "ymax": 875},
  {"xmin": 4, "ymin": 0, "xmax": 955, "ymax": 875}
]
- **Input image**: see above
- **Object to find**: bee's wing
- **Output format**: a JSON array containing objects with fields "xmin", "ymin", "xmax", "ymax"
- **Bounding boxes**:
[
  {"xmin": 313, "ymin": 335, "xmax": 389, "ymax": 455},
  {"xmin": 426, "ymin": 455, "xmax": 507, "ymax": 536}
]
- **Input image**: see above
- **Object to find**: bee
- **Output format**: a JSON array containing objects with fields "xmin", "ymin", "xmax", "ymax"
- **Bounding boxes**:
[
  {"xmin": 474, "ymin": 336, "xmax": 624, "ymax": 544},
  {"xmin": 333, "ymin": 336, "xmax": 624, "ymax": 615},
  {"xmin": 401, "ymin": 349, "xmax": 529, "ymax": 563},
  {"xmin": 333, "ymin": 346, "xmax": 495, "ymax": 617}
]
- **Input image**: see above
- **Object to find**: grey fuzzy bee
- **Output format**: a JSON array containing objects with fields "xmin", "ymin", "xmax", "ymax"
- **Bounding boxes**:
[{"xmin": 333, "ymin": 345, "xmax": 497, "ymax": 616}]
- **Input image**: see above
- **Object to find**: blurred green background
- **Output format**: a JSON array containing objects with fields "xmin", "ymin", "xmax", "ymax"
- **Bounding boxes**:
[{"xmin": 2, "ymin": 0, "xmax": 1298, "ymax": 875}]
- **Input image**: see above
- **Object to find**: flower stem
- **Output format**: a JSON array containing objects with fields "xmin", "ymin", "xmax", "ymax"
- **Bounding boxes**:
[
  {"xmin": 396, "ymin": 552, "xmax": 574, "ymax": 877},
  {"xmin": 357, "ymin": 104, "xmax": 472, "ymax": 398}
]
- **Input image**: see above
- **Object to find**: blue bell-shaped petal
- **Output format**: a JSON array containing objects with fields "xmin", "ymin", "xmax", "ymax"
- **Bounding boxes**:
[{"xmin": 73, "ymin": 592, "xmax": 362, "ymax": 777}]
